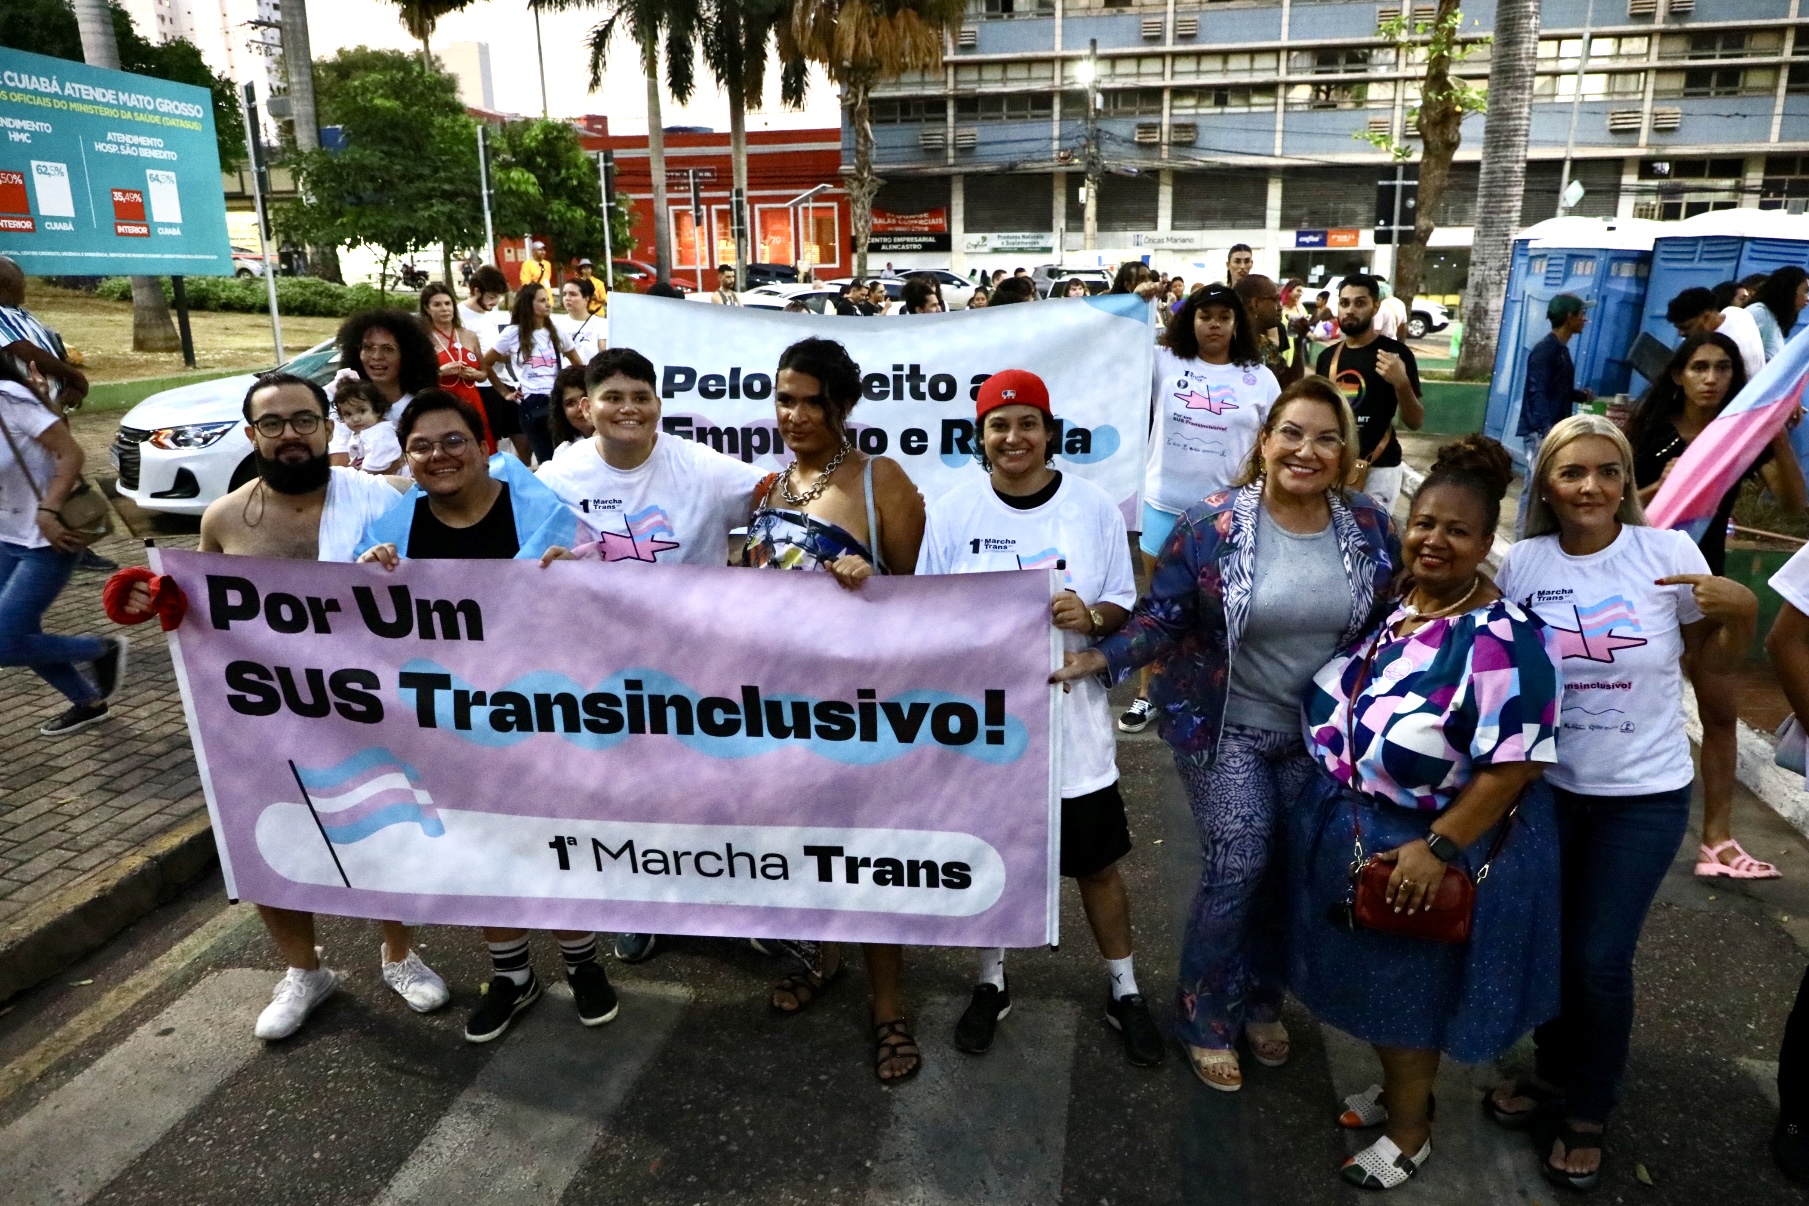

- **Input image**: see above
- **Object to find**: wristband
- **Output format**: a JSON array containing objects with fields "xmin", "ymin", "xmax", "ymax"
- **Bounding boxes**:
[
  {"xmin": 1424, "ymin": 832, "xmax": 1461, "ymax": 863},
  {"xmin": 38, "ymin": 506, "xmax": 59, "ymax": 515}
]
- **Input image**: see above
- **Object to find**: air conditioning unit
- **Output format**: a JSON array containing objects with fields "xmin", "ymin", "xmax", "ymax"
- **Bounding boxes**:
[
  {"xmin": 1134, "ymin": 122, "xmax": 1162, "ymax": 143},
  {"xmin": 1607, "ymin": 108, "xmax": 1644, "ymax": 131},
  {"xmin": 1176, "ymin": 16, "xmax": 1199, "ymax": 37},
  {"xmin": 1367, "ymin": 116, "xmax": 1392, "ymax": 134},
  {"xmin": 1141, "ymin": 17, "xmax": 1164, "ymax": 39},
  {"xmin": 957, "ymin": 26, "xmax": 977, "ymax": 48},
  {"xmin": 1627, "ymin": 0, "xmax": 1658, "ymax": 15},
  {"xmin": 1667, "ymin": 0, "xmax": 1694, "ymax": 13},
  {"xmin": 1377, "ymin": 4, "xmax": 1402, "ymax": 23},
  {"xmin": 1170, "ymin": 122, "xmax": 1198, "ymax": 145},
  {"xmin": 919, "ymin": 127, "xmax": 948, "ymax": 150},
  {"xmin": 1650, "ymin": 106, "xmax": 1682, "ymax": 130},
  {"xmin": 955, "ymin": 128, "xmax": 979, "ymax": 151}
]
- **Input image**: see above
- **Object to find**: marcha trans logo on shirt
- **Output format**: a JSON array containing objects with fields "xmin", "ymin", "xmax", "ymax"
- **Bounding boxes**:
[
  {"xmin": 963, "ymin": 538, "xmax": 1072, "ymax": 586},
  {"xmin": 573, "ymin": 502, "xmax": 681, "ymax": 563},
  {"xmin": 1168, "ymin": 371, "xmax": 1257, "ymax": 417},
  {"xmin": 1525, "ymin": 588, "xmax": 1650, "ymax": 664}
]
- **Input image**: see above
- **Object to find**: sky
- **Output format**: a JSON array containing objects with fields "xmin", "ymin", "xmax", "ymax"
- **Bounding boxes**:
[{"xmin": 300, "ymin": 0, "xmax": 843, "ymax": 135}]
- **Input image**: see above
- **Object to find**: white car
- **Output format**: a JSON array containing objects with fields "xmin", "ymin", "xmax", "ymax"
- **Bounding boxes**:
[
  {"xmin": 1319, "ymin": 275, "xmax": 1450, "ymax": 340},
  {"xmin": 739, "ymin": 283, "xmax": 852, "ymax": 313},
  {"xmin": 111, "ymin": 339, "xmax": 343, "ymax": 516}
]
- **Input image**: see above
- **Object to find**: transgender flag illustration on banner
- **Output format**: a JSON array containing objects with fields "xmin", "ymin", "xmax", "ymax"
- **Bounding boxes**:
[
  {"xmin": 1648, "ymin": 323, "xmax": 1809, "ymax": 536},
  {"xmin": 292, "ymin": 749, "xmax": 445, "ymax": 844}
]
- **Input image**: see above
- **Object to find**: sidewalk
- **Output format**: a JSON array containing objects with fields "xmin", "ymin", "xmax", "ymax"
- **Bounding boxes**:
[{"xmin": 0, "ymin": 411, "xmax": 211, "ymax": 1002}]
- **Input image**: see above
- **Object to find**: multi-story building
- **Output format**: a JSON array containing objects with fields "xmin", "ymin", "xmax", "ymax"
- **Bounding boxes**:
[{"xmin": 856, "ymin": 0, "xmax": 1809, "ymax": 298}]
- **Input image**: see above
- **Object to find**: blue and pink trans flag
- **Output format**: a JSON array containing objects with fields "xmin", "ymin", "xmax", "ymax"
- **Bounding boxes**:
[
  {"xmin": 1647, "ymin": 323, "xmax": 1809, "ymax": 534},
  {"xmin": 154, "ymin": 549, "xmax": 1063, "ymax": 948}
]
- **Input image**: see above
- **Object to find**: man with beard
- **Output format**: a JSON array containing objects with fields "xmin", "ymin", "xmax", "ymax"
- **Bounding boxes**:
[
  {"xmin": 1314, "ymin": 273, "xmax": 1423, "ymax": 512},
  {"xmin": 108, "ymin": 373, "xmax": 450, "ymax": 1039}
]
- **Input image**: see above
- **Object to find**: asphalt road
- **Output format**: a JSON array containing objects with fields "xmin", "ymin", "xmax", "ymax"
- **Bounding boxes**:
[{"xmin": 2, "ymin": 704, "xmax": 1807, "ymax": 1205}]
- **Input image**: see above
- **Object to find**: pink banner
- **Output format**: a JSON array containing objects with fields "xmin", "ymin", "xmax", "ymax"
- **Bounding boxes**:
[{"xmin": 156, "ymin": 549, "xmax": 1061, "ymax": 948}]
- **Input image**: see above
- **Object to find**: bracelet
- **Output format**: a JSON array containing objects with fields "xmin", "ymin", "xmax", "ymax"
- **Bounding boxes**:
[{"xmin": 37, "ymin": 506, "xmax": 59, "ymax": 515}]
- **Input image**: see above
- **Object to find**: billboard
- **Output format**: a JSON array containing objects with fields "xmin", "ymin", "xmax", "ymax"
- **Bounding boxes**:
[
  {"xmin": 0, "ymin": 48, "xmax": 232, "ymax": 275},
  {"xmin": 869, "ymin": 208, "xmax": 950, "ymax": 253}
]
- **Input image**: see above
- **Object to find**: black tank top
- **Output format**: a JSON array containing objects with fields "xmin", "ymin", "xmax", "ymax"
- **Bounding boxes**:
[{"xmin": 407, "ymin": 484, "xmax": 519, "ymax": 559}]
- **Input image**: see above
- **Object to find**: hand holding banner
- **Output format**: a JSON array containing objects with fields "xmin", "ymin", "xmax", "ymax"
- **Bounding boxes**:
[{"xmin": 159, "ymin": 549, "xmax": 1063, "ymax": 948}]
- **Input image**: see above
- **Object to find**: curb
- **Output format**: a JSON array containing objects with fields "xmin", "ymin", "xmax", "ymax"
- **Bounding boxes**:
[{"xmin": 0, "ymin": 812, "xmax": 218, "ymax": 1005}]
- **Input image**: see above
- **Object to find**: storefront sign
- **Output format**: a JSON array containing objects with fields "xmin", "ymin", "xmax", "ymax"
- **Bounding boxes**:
[
  {"xmin": 869, "ymin": 208, "xmax": 950, "ymax": 253},
  {"xmin": 962, "ymin": 232, "xmax": 1055, "ymax": 254}
]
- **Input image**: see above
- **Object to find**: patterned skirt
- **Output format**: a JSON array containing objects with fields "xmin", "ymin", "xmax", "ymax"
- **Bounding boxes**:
[{"xmin": 1286, "ymin": 767, "xmax": 1561, "ymax": 1063}]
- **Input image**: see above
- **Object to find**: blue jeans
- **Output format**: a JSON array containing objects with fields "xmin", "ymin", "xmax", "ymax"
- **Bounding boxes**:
[
  {"xmin": 1514, "ymin": 431, "xmax": 1543, "ymax": 538},
  {"xmin": 1533, "ymin": 783, "xmax": 1692, "ymax": 1123},
  {"xmin": 0, "ymin": 540, "xmax": 103, "ymax": 706}
]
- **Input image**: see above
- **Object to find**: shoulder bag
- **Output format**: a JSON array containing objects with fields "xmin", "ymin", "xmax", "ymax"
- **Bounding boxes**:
[
  {"xmin": 0, "ymin": 396, "xmax": 112, "ymax": 545},
  {"xmin": 1335, "ymin": 624, "xmax": 1514, "ymax": 945}
]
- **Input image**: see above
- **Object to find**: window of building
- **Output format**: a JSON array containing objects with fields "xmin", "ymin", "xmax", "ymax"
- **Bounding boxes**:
[
  {"xmin": 870, "ymin": 98, "xmax": 949, "ymax": 124},
  {"xmin": 954, "ymin": 60, "xmax": 1055, "ymax": 86},
  {"xmin": 978, "ymin": 0, "xmax": 1056, "ymax": 16},
  {"xmin": 1653, "ymin": 66, "xmax": 1777, "ymax": 97},
  {"xmin": 1586, "ymin": 35, "xmax": 1650, "ymax": 60},
  {"xmin": 1171, "ymin": 51, "xmax": 1280, "ymax": 78},
  {"xmin": 1285, "ymin": 81, "xmax": 1389, "ymax": 109},
  {"xmin": 1280, "ymin": 166, "xmax": 1384, "ymax": 229},
  {"xmin": 954, "ymin": 94, "xmax": 1056, "ymax": 120},
  {"xmin": 1171, "ymin": 170, "xmax": 1269, "ymax": 228},
  {"xmin": 1790, "ymin": 63, "xmax": 1809, "ymax": 93},
  {"xmin": 1522, "ymin": 160, "xmax": 1622, "ymax": 220},
  {"xmin": 965, "ymin": 172, "xmax": 1053, "ymax": 232},
  {"xmin": 1632, "ymin": 158, "xmax": 1744, "ymax": 220},
  {"xmin": 1659, "ymin": 30, "xmax": 1783, "ymax": 59},
  {"xmin": 1172, "ymin": 85, "xmax": 1278, "ymax": 113},
  {"xmin": 1762, "ymin": 155, "xmax": 1809, "ymax": 211},
  {"xmin": 1538, "ymin": 37, "xmax": 1589, "ymax": 69},
  {"xmin": 1533, "ymin": 72, "xmax": 1647, "ymax": 100},
  {"xmin": 1064, "ymin": 172, "xmax": 1159, "ymax": 231},
  {"xmin": 1102, "ymin": 89, "xmax": 1165, "ymax": 116},
  {"xmin": 1289, "ymin": 47, "xmax": 1374, "ymax": 74}
]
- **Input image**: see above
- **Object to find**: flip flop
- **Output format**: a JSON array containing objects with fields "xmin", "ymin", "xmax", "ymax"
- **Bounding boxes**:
[{"xmin": 1695, "ymin": 839, "xmax": 1781, "ymax": 880}]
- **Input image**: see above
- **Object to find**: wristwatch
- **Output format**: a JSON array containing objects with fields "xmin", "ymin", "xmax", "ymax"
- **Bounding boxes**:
[
  {"xmin": 1087, "ymin": 607, "xmax": 1105, "ymax": 635},
  {"xmin": 1424, "ymin": 832, "xmax": 1461, "ymax": 863}
]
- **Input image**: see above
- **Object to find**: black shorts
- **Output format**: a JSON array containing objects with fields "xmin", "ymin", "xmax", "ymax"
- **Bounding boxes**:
[
  {"xmin": 480, "ymin": 385, "xmax": 522, "ymax": 439},
  {"xmin": 1060, "ymin": 782, "xmax": 1132, "ymax": 879}
]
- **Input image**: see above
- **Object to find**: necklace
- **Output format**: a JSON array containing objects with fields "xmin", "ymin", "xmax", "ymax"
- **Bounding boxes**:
[
  {"xmin": 1401, "ymin": 575, "xmax": 1481, "ymax": 621},
  {"xmin": 779, "ymin": 443, "xmax": 850, "ymax": 506}
]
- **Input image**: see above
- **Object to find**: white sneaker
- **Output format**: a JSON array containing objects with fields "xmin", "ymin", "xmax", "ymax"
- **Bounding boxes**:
[
  {"xmin": 254, "ymin": 965, "xmax": 338, "ymax": 1040},
  {"xmin": 382, "ymin": 948, "xmax": 451, "ymax": 1013}
]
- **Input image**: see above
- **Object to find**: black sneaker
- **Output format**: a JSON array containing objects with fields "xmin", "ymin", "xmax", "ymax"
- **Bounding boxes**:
[
  {"xmin": 75, "ymin": 549, "xmax": 119, "ymax": 574},
  {"xmin": 1117, "ymin": 698, "xmax": 1154, "ymax": 734},
  {"xmin": 1777, "ymin": 1119, "xmax": 1809, "ymax": 1184},
  {"xmin": 464, "ymin": 972, "xmax": 542, "ymax": 1043},
  {"xmin": 1106, "ymin": 993, "xmax": 1165, "ymax": 1067},
  {"xmin": 40, "ymin": 701, "xmax": 108, "ymax": 737},
  {"xmin": 567, "ymin": 960, "xmax": 619, "ymax": 1027},
  {"xmin": 954, "ymin": 979, "xmax": 1011, "ymax": 1054},
  {"xmin": 92, "ymin": 636, "xmax": 129, "ymax": 701},
  {"xmin": 613, "ymin": 932, "xmax": 657, "ymax": 963}
]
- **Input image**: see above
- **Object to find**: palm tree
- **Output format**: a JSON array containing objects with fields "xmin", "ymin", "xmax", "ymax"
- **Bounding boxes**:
[
  {"xmin": 390, "ymin": 0, "xmax": 476, "ymax": 67},
  {"xmin": 1456, "ymin": 0, "xmax": 1539, "ymax": 380},
  {"xmin": 782, "ymin": 0, "xmax": 965, "ymax": 279},
  {"xmin": 700, "ymin": 0, "xmax": 805, "ymax": 280},
  {"xmin": 69, "ymin": 0, "xmax": 180, "ymax": 352}
]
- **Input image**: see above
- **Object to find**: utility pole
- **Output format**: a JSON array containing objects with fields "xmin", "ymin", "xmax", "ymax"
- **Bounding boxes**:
[
  {"xmin": 477, "ymin": 124, "xmax": 497, "ymax": 267},
  {"xmin": 241, "ymin": 82, "xmax": 285, "ymax": 362},
  {"xmin": 1083, "ymin": 38, "xmax": 1101, "ymax": 253},
  {"xmin": 596, "ymin": 150, "xmax": 614, "ymax": 294},
  {"xmin": 533, "ymin": 4, "xmax": 549, "ymax": 119},
  {"xmin": 1556, "ymin": 0, "xmax": 1596, "ymax": 216}
]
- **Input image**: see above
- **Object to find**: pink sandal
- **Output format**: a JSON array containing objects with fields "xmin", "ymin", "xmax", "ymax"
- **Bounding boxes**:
[{"xmin": 1695, "ymin": 839, "xmax": 1781, "ymax": 879}]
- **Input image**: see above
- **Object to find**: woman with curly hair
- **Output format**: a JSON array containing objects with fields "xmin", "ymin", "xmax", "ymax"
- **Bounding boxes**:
[
  {"xmin": 1748, "ymin": 265, "xmax": 1808, "ymax": 361},
  {"xmin": 335, "ymin": 308, "xmax": 440, "ymax": 424}
]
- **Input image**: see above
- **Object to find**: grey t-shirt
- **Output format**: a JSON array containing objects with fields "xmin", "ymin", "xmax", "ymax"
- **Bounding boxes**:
[{"xmin": 1225, "ymin": 506, "xmax": 1353, "ymax": 733}]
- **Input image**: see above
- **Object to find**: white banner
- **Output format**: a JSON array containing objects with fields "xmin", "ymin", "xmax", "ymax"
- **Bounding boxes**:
[{"xmin": 610, "ymin": 293, "xmax": 1154, "ymax": 522}]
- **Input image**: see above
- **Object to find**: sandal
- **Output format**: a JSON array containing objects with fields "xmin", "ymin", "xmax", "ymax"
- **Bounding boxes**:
[
  {"xmin": 873, "ymin": 1018, "xmax": 922, "ymax": 1084},
  {"xmin": 1341, "ymin": 1134, "xmax": 1431, "ymax": 1190},
  {"xmin": 1695, "ymin": 839, "xmax": 1781, "ymax": 880},
  {"xmin": 1338, "ymin": 1084, "xmax": 1437, "ymax": 1130},
  {"xmin": 1245, "ymin": 1020, "xmax": 1290, "ymax": 1068},
  {"xmin": 1539, "ymin": 1118, "xmax": 1604, "ymax": 1193},
  {"xmin": 1484, "ymin": 1078, "xmax": 1564, "ymax": 1130},
  {"xmin": 769, "ymin": 951, "xmax": 844, "ymax": 1016},
  {"xmin": 1187, "ymin": 1045, "xmax": 1242, "ymax": 1092}
]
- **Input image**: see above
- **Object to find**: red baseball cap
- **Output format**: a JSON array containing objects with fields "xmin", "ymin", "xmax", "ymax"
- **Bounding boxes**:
[{"xmin": 975, "ymin": 369, "xmax": 1051, "ymax": 420}]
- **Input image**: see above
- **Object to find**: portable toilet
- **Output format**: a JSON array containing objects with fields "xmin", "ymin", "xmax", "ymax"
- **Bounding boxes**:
[
  {"xmin": 1484, "ymin": 217, "xmax": 1665, "ymax": 465},
  {"xmin": 1631, "ymin": 209, "xmax": 1809, "ymax": 393}
]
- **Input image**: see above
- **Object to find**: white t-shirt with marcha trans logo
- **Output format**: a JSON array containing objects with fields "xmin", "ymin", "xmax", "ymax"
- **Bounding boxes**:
[
  {"xmin": 917, "ymin": 472, "xmax": 1136, "ymax": 797},
  {"xmin": 1495, "ymin": 525, "xmax": 1708, "ymax": 796},
  {"xmin": 1142, "ymin": 347, "xmax": 1280, "ymax": 515},
  {"xmin": 535, "ymin": 432, "xmax": 766, "ymax": 566}
]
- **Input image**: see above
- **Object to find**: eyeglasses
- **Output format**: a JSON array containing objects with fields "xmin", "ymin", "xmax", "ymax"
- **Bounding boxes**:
[
  {"xmin": 361, "ymin": 342, "xmax": 400, "ymax": 356},
  {"xmin": 252, "ymin": 412, "xmax": 323, "ymax": 437},
  {"xmin": 1271, "ymin": 424, "xmax": 1345, "ymax": 456},
  {"xmin": 405, "ymin": 432, "xmax": 474, "ymax": 459}
]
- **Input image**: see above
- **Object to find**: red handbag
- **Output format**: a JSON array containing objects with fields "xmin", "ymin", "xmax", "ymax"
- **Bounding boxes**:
[{"xmin": 1337, "ymin": 628, "xmax": 1514, "ymax": 945}]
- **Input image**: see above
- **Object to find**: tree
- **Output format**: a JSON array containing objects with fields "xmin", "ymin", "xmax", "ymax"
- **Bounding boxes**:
[
  {"xmin": 699, "ymin": 0, "xmax": 806, "ymax": 278},
  {"xmin": 489, "ymin": 117, "xmax": 618, "ymax": 265},
  {"xmin": 276, "ymin": 49, "xmax": 485, "ymax": 294},
  {"xmin": 389, "ymin": 0, "xmax": 477, "ymax": 67},
  {"xmin": 1456, "ymin": 0, "xmax": 1540, "ymax": 380},
  {"xmin": 781, "ymin": 0, "xmax": 965, "ymax": 279},
  {"xmin": 1358, "ymin": 1, "xmax": 1487, "ymax": 308}
]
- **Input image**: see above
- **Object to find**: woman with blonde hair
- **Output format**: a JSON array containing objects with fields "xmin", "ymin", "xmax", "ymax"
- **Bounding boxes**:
[
  {"xmin": 1491, "ymin": 413, "xmax": 1759, "ymax": 1191},
  {"xmin": 1056, "ymin": 375, "xmax": 1397, "ymax": 1091}
]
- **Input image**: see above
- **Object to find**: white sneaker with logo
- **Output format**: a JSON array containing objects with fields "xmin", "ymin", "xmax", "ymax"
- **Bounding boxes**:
[
  {"xmin": 254, "ymin": 965, "xmax": 339, "ymax": 1040},
  {"xmin": 382, "ymin": 948, "xmax": 451, "ymax": 1013}
]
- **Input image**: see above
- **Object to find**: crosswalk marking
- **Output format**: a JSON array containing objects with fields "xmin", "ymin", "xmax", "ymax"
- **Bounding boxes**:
[
  {"xmin": 866, "ymin": 994, "xmax": 1080, "ymax": 1206},
  {"xmin": 373, "ymin": 980, "xmax": 692, "ymax": 1206},
  {"xmin": 1320, "ymin": 1024, "xmax": 1550, "ymax": 1203},
  {"xmin": 0, "ymin": 969, "xmax": 269, "ymax": 1206}
]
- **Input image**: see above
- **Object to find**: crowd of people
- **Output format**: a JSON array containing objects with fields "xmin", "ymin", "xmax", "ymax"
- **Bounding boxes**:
[{"xmin": 5, "ymin": 246, "xmax": 1809, "ymax": 1190}]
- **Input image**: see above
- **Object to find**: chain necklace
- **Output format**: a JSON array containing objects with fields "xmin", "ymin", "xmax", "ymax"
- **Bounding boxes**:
[
  {"xmin": 1401, "ymin": 575, "xmax": 1482, "ymax": 621},
  {"xmin": 779, "ymin": 443, "xmax": 850, "ymax": 506}
]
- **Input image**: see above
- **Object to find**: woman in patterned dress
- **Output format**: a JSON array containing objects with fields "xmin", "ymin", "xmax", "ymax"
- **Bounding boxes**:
[{"xmin": 1288, "ymin": 436, "xmax": 1563, "ymax": 1191}]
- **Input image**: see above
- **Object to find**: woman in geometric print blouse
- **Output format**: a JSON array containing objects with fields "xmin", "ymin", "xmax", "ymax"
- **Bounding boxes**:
[
  {"xmin": 1289, "ymin": 436, "xmax": 1563, "ymax": 1192},
  {"xmin": 1490, "ymin": 413, "xmax": 1759, "ymax": 1193}
]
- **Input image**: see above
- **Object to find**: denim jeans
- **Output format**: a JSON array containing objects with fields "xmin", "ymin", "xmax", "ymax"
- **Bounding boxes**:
[
  {"xmin": 1514, "ymin": 431, "xmax": 1543, "ymax": 538},
  {"xmin": 0, "ymin": 539, "xmax": 103, "ymax": 706},
  {"xmin": 518, "ymin": 393, "xmax": 554, "ymax": 465},
  {"xmin": 1533, "ymin": 783, "xmax": 1692, "ymax": 1123}
]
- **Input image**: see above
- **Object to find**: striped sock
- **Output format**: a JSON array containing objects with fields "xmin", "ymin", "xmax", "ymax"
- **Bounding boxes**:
[
  {"xmin": 487, "ymin": 936, "xmax": 532, "ymax": 986},
  {"xmin": 558, "ymin": 934, "xmax": 599, "ymax": 974}
]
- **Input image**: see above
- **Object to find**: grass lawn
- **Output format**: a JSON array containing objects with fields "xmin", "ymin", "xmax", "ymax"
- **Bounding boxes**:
[{"xmin": 24, "ymin": 284, "xmax": 342, "ymax": 387}]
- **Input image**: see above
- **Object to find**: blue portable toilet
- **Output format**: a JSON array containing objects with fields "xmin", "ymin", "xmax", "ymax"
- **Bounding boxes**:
[
  {"xmin": 1485, "ymin": 217, "xmax": 1665, "ymax": 465},
  {"xmin": 1631, "ymin": 209, "xmax": 1809, "ymax": 394}
]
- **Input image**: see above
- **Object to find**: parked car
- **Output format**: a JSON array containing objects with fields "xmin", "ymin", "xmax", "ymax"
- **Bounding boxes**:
[
  {"xmin": 740, "ymin": 284, "xmax": 851, "ymax": 313},
  {"xmin": 1029, "ymin": 265, "xmax": 1112, "ymax": 298},
  {"xmin": 611, "ymin": 259, "xmax": 663, "ymax": 292},
  {"xmin": 231, "ymin": 246, "xmax": 267, "ymax": 278},
  {"xmin": 111, "ymin": 339, "xmax": 342, "ymax": 516},
  {"xmin": 1319, "ymin": 275, "xmax": 1450, "ymax": 341},
  {"xmin": 742, "ymin": 262, "xmax": 800, "ymax": 288}
]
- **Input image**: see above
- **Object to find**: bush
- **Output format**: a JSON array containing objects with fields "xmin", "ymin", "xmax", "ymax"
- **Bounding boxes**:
[{"xmin": 93, "ymin": 275, "xmax": 394, "ymax": 317}]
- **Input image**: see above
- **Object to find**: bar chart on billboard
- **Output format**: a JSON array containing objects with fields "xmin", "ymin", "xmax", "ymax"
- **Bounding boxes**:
[{"xmin": 0, "ymin": 47, "xmax": 232, "ymax": 275}]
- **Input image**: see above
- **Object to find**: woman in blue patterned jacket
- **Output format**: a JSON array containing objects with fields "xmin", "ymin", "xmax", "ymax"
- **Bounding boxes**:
[{"xmin": 1055, "ymin": 375, "xmax": 1397, "ymax": 1093}]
